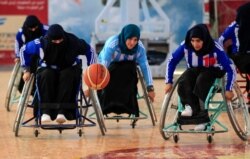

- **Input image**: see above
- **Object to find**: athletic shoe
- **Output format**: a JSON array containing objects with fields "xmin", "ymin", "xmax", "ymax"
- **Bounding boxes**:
[
  {"xmin": 41, "ymin": 114, "xmax": 52, "ymax": 123},
  {"xmin": 181, "ymin": 105, "xmax": 193, "ymax": 117},
  {"xmin": 56, "ymin": 114, "xmax": 67, "ymax": 124},
  {"xmin": 194, "ymin": 123, "xmax": 206, "ymax": 131}
]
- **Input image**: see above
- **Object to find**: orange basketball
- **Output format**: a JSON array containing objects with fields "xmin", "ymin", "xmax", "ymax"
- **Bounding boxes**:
[{"xmin": 83, "ymin": 63, "xmax": 110, "ymax": 90}]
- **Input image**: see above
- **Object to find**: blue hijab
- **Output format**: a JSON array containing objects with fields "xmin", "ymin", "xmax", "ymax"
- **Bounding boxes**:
[{"xmin": 118, "ymin": 24, "xmax": 140, "ymax": 55}]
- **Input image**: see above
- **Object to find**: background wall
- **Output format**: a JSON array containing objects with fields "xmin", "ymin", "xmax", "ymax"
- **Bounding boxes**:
[{"xmin": 49, "ymin": 0, "xmax": 203, "ymax": 50}]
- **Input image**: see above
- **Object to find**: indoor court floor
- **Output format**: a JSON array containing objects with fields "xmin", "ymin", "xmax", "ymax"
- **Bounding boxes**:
[{"xmin": 1, "ymin": 66, "xmax": 250, "ymax": 159}]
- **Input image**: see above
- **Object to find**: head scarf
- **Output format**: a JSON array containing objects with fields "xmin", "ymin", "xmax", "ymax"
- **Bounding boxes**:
[
  {"xmin": 185, "ymin": 24, "xmax": 214, "ymax": 56},
  {"xmin": 43, "ymin": 24, "xmax": 68, "ymax": 68},
  {"xmin": 236, "ymin": 2, "xmax": 250, "ymax": 53},
  {"xmin": 47, "ymin": 24, "xmax": 65, "ymax": 41},
  {"xmin": 22, "ymin": 15, "xmax": 43, "ymax": 43},
  {"xmin": 118, "ymin": 24, "xmax": 140, "ymax": 55}
]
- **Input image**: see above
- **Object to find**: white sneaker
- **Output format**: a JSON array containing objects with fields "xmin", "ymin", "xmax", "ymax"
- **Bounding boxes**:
[
  {"xmin": 194, "ymin": 123, "xmax": 206, "ymax": 131},
  {"xmin": 56, "ymin": 114, "xmax": 67, "ymax": 124},
  {"xmin": 181, "ymin": 105, "xmax": 193, "ymax": 117},
  {"xmin": 41, "ymin": 114, "xmax": 52, "ymax": 123}
]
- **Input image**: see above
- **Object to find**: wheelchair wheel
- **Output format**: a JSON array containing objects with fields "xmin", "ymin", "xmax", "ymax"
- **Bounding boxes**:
[
  {"xmin": 89, "ymin": 89, "xmax": 106, "ymax": 135},
  {"xmin": 34, "ymin": 129, "xmax": 39, "ymax": 137},
  {"xmin": 173, "ymin": 133, "xmax": 179, "ymax": 143},
  {"xmin": 207, "ymin": 134, "xmax": 213, "ymax": 143},
  {"xmin": 14, "ymin": 75, "xmax": 34, "ymax": 137},
  {"xmin": 159, "ymin": 77, "xmax": 180, "ymax": 140},
  {"xmin": 5, "ymin": 62, "xmax": 22, "ymax": 111},
  {"xmin": 225, "ymin": 82, "xmax": 250, "ymax": 141},
  {"xmin": 78, "ymin": 129, "xmax": 83, "ymax": 137},
  {"xmin": 137, "ymin": 68, "xmax": 157, "ymax": 126}
]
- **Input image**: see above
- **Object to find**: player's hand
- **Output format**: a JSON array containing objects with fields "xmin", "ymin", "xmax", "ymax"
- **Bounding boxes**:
[
  {"xmin": 148, "ymin": 91, "xmax": 155, "ymax": 102},
  {"xmin": 14, "ymin": 58, "xmax": 20, "ymax": 63},
  {"xmin": 23, "ymin": 72, "xmax": 31, "ymax": 81},
  {"xmin": 84, "ymin": 88, "xmax": 90, "ymax": 97},
  {"xmin": 165, "ymin": 83, "xmax": 173, "ymax": 94},
  {"xmin": 225, "ymin": 90, "xmax": 234, "ymax": 101}
]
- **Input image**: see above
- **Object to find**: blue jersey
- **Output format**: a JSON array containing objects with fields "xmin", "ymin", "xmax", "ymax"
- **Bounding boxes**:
[
  {"xmin": 218, "ymin": 21, "xmax": 239, "ymax": 54},
  {"xmin": 165, "ymin": 41, "xmax": 236, "ymax": 91},
  {"xmin": 98, "ymin": 35, "xmax": 153, "ymax": 86},
  {"xmin": 20, "ymin": 38, "xmax": 96, "ymax": 69},
  {"xmin": 15, "ymin": 25, "xmax": 49, "ymax": 57}
]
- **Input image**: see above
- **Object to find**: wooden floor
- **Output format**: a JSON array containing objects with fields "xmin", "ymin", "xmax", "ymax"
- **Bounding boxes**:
[{"xmin": 1, "ymin": 66, "xmax": 250, "ymax": 159}]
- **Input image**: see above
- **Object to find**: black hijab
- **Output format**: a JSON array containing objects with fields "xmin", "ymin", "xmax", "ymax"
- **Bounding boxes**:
[
  {"xmin": 42, "ymin": 24, "xmax": 80, "ymax": 69},
  {"xmin": 42, "ymin": 24, "xmax": 68, "ymax": 68},
  {"xmin": 185, "ymin": 24, "xmax": 214, "ymax": 56},
  {"xmin": 118, "ymin": 24, "xmax": 140, "ymax": 55},
  {"xmin": 22, "ymin": 15, "xmax": 43, "ymax": 43},
  {"xmin": 236, "ymin": 2, "xmax": 250, "ymax": 53}
]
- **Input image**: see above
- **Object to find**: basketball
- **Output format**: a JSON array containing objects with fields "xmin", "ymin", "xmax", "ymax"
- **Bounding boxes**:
[{"xmin": 83, "ymin": 63, "xmax": 110, "ymax": 90}]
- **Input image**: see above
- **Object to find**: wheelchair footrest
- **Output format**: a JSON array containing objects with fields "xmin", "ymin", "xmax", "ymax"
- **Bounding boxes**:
[{"xmin": 177, "ymin": 111, "xmax": 210, "ymax": 125}]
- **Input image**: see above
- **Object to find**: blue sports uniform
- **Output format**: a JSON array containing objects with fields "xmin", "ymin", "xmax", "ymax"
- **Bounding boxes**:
[
  {"xmin": 15, "ymin": 25, "xmax": 49, "ymax": 58},
  {"xmin": 98, "ymin": 35, "xmax": 153, "ymax": 87},
  {"xmin": 20, "ymin": 37, "xmax": 96, "ymax": 70},
  {"xmin": 165, "ymin": 41, "xmax": 236, "ymax": 91},
  {"xmin": 218, "ymin": 21, "xmax": 239, "ymax": 54}
]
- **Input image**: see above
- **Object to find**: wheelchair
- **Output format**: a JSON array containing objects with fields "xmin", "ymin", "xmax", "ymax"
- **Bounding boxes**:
[
  {"xmin": 159, "ymin": 76, "xmax": 250, "ymax": 143},
  {"xmin": 89, "ymin": 66, "xmax": 157, "ymax": 128},
  {"xmin": 13, "ymin": 72, "xmax": 106, "ymax": 137},
  {"xmin": 5, "ymin": 61, "xmax": 22, "ymax": 111}
]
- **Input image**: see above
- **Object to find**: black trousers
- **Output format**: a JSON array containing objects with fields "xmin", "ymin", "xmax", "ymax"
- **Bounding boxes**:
[
  {"xmin": 98, "ymin": 61, "xmax": 139, "ymax": 117},
  {"xmin": 177, "ymin": 67, "xmax": 225, "ymax": 116},
  {"xmin": 230, "ymin": 54, "xmax": 250, "ymax": 98},
  {"xmin": 36, "ymin": 66, "xmax": 81, "ymax": 120}
]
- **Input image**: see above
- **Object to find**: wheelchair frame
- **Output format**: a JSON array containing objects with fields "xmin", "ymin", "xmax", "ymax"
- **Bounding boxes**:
[
  {"xmin": 13, "ymin": 73, "xmax": 106, "ymax": 137},
  {"xmin": 5, "ymin": 62, "xmax": 22, "ymax": 111},
  {"xmin": 89, "ymin": 67, "xmax": 157, "ymax": 128},
  {"xmin": 159, "ymin": 76, "xmax": 250, "ymax": 143}
]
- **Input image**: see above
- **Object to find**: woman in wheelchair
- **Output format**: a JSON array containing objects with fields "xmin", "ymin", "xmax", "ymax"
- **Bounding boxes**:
[
  {"xmin": 165, "ymin": 24, "xmax": 236, "ymax": 131},
  {"xmin": 15, "ymin": 15, "xmax": 49, "ymax": 93},
  {"xmin": 20, "ymin": 24, "xmax": 96, "ymax": 124},
  {"xmin": 218, "ymin": 2, "xmax": 250, "ymax": 108},
  {"xmin": 98, "ymin": 24, "xmax": 155, "ymax": 117}
]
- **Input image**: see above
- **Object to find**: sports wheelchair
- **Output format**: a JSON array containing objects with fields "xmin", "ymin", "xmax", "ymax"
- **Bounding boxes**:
[
  {"xmin": 89, "ymin": 66, "xmax": 157, "ymax": 128},
  {"xmin": 5, "ymin": 61, "xmax": 22, "ymax": 111},
  {"xmin": 159, "ymin": 76, "xmax": 250, "ymax": 143},
  {"xmin": 13, "ymin": 72, "xmax": 106, "ymax": 137}
]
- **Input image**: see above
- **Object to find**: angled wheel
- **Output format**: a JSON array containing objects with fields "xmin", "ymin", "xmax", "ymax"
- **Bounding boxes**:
[
  {"xmin": 224, "ymin": 81, "xmax": 250, "ymax": 141},
  {"xmin": 14, "ymin": 75, "xmax": 34, "ymax": 136},
  {"xmin": 159, "ymin": 77, "xmax": 181, "ymax": 140},
  {"xmin": 89, "ymin": 89, "xmax": 106, "ymax": 135},
  {"xmin": 5, "ymin": 62, "xmax": 22, "ymax": 111},
  {"xmin": 137, "ymin": 68, "xmax": 157, "ymax": 126}
]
